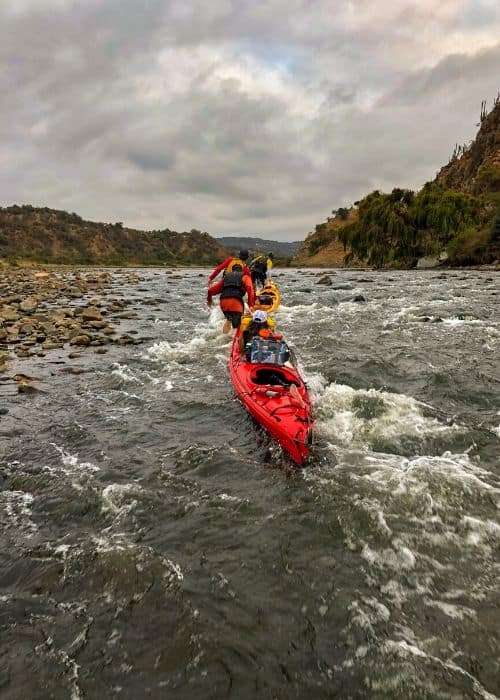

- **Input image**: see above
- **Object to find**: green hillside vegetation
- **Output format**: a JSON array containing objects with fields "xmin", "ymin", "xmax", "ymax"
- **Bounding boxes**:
[
  {"xmin": 298, "ymin": 97, "xmax": 500, "ymax": 268},
  {"xmin": 0, "ymin": 205, "xmax": 229, "ymax": 266},
  {"xmin": 337, "ymin": 184, "xmax": 499, "ymax": 266}
]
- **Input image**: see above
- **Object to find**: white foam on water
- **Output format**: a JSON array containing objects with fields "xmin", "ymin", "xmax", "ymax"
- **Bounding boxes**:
[
  {"xmin": 147, "ymin": 317, "xmax": 227, "ymax": 369},
  {"xmin": 278, "ymin": 302, "xmax": 338, "ymax": 325},
  {"xmin": 217, "ymin": 493, "xmax": 242, "ymax": 502},
  {"xmin": 101, "ymin": 483, "xmax": 142, "ymax": 516},
  {"xmin": 93, "ymin": 534, "xmax": 133, "ymax": 554},
  {"xmin": 461, "ymin": 515, "xmax": 500, "ymax": 546},
  {"xmin": 163, "ymin": 557, "xmax": 184, "ymax": 583},
  {"xmin": 116, "ymin": 389, "xmax": 142, "ymax": 401},
  {"xmin": 164, "ymin": 380, "xmax": 173, "ymax": 391},
  {"xmin": 424, "ymin": 599, "xmax": 477, "ymax": 620},
  {"xmin": 111, "ymin": 363, "xmax": 143, "ymax": 384},
  {"xmin": 389, "ymin": 305, "xmax": 421, "ymax": 324},
  {"xmin": 362, "ymin": 540, "xmax": 416, "ymax": 571},
  {"xmin": 380, "ymin": 580, "xmax": 410, "ymax": 609},
  {"xmin": 307, "ymin": 444, "xmax": 499, "ymax": 636},
  {"xmin": 348, "ymin": 597, "xmax": 391, "ymax": 631},
  {"xmin": 386, "ymin": 303, "xmax": 490, "ymax": 329},
  {"xmin": 1, "ymin": 490, "xmax": 37, "ymax": 534},
  {"xmin": 301, "ymin": 370, "xmax": 328, "ymax": 396},
  {"xmin": 381, "ymin": 640, "xmax": 498, "ymax": 700},
  {"xmin": 92, "ymin": 535, "xmax": 184, "ymax": 589},
  {"xmin": 314, "ymin": 382, "xmax": 457, "ymax": 451},
  {"xmin": 50, "ymin": 444, "xmax": 100, "ymax": 474}
]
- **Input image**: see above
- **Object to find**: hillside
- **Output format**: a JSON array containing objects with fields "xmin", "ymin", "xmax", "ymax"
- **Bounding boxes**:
[
  {"xmin": 435, "ymin": 98, "xmax": 500, "ymax": 194},
  {"xmin": 217, "ymin": 236, "xmax": 302, "ymax": 258},
  {"xmin": 294, "ymin": 208, "xmax": 358, "ymax": 266},
  {"xmin": 0, "ymin": 205, "xmax": 229, "ymax": 266},
  {"xmin": 296, "ymin": 98, "xmax": 500, "ymax": 268}
]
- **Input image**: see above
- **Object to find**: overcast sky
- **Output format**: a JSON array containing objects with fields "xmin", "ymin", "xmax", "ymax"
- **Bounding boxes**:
[{"xmin": 1, "ymin": 1, "xmax": 499, "ymax": 240}]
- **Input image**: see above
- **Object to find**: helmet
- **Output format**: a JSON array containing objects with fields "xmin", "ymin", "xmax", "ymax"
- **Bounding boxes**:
[
  {"xmin": 239, "ymin": 249, "xmax": 249, "ymax": 260},
  {"xmin": 252, "ymin": 310, "xmax": 267, "ymax": 323},
  {"xmin": 267, "ymin": 252, "xmax": 274, "ymax": 259}
]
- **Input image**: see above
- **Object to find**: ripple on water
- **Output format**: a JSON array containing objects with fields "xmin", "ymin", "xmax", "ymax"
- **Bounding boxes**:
[{"xmin": 1, "ymin": 268, "xmax": 499, "ymax": 698}]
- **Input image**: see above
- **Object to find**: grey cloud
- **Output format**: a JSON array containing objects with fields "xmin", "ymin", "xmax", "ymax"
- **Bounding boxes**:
[
  {"xmin": 1, "ymin": 1, "xmax": 500, "ymax": 239},
  {"xmin": 385, "ymin": 44, "xmax": 500, "ymax": 106}
]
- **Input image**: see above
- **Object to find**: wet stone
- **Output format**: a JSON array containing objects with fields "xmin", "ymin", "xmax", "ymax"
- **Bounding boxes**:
[
  {"xmin": 80, "ymin": 307, "xmax": 102, "ymax": 321},
  {"xmin": 115, "ymin": 311, "xmax": 138, "ymax": 319},
  {"xmin": 70, "ymin": 335, "xmax": 91, "ymax": 346},
  {"xmin": 19, "ymin": 297, "xmax": 38, "ymax": 313}
]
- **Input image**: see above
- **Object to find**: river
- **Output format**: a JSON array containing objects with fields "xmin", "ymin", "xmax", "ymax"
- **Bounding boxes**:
[{"xmin": 1, "ymin": 268, "xmax": 499, "ymax": 699}]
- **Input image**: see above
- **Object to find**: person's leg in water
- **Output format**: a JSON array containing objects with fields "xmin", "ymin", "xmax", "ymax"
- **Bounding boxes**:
[
  {"xmin": 222, "ymin": 310, "xmax": 242, "ymax": 334},
  {"xmin": 229, "ymin": 311, "xmax": 242, "ymax": 333}
]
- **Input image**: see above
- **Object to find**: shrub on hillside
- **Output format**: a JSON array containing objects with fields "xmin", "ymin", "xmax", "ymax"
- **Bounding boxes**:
[{"xmin": 338, "ymin": 186, "xmax": 488, "ymax": 266}]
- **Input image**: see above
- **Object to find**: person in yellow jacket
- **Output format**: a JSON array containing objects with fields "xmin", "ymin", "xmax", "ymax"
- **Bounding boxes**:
[
  {"xmin": 249, "ymin": 252, "xmax": 273, "ymax": 287},
  {"xmin": 238, "ymin": 310, "xmax": 275, "ymax": 353}
]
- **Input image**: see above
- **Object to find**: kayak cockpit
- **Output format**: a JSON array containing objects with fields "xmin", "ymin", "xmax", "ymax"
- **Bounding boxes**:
[{"xmin": 250, "ymin": 366, "xmax": 301, "ymax": 388}]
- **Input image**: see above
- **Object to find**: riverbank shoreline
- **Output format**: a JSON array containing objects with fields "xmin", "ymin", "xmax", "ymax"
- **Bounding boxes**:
[{"xmin": 0, "ymin": 267, "xmax": 148, "ymax": 395}]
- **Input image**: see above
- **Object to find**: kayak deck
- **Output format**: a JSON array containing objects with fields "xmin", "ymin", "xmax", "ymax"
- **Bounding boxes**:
[{"xmin": 229, "ymin": 333, "xmax": 313, "ymax": 464}]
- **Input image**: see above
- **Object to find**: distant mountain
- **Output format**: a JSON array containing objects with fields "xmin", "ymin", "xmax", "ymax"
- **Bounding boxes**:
[
  {"xmin": 216, "ymin": 236, "xmax": 302, "ymax": 258},
  {"xmin": 0, "ymin": 205, "xmax": 229, "ymax": 266},
  {"xmin": 295, "ymin": 97, "xmax": 500, "ymax": 268}
]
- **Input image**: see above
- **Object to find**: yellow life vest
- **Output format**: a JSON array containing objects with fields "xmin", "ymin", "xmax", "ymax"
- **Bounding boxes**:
[
  {"xmin": 240, "ymin": 313, "xmax": 275, "ymax": 332},
  {"xmin": 225, "ymin": 257, "xmax": 245, "ymax": 274}
]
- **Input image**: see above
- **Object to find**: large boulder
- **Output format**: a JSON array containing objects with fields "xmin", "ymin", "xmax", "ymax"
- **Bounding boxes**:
[
  {"xmin": 70, "ymin": 334, "xmax": 92, "ymax": 346},
  {"xmin": 80, "ymin": 307, "xmax": 102, "ymax": 321},
  {"xmin": 0, "ymin": 306, "xmax": 19, "ymax": 322},
  {"xmin": 416, "ymin": 252, "xmax": 449, "ymax": 269},
  {"xmin": 19, "ymin": 297, "xmax": 39, "ymax": 313}
]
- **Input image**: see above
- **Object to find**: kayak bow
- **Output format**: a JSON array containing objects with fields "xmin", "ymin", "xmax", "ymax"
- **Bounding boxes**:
[{"xmin": 253, "ymin": 280, "xmax": 281, "ymax": 313}]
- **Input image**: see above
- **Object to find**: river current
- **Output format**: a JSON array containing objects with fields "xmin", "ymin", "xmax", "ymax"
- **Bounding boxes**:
[{"xmin": 1, "ymin": 268, "xmax": 499, "ymax": 699}]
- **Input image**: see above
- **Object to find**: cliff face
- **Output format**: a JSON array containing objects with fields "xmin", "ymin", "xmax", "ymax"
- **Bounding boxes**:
[
  {"xmin": 0, "ymin": 206, "xmax": 229, "ymax": 265},
  {"xmin": 296, "ymin": 99, "xmax": 500, "ymax": 267},
  {"xmin": 435, "ymin": 100, "xmax": 500, "ymax": 194}
]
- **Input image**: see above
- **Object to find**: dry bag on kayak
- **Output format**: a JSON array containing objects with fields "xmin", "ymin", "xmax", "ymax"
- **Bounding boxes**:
[{"xmin": 249, "ymin": 336, "xmax": 288, "ymax": 365}]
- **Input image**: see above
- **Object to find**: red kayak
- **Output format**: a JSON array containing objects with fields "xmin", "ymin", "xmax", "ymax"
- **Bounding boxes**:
[{"xmin": 228, "ymin": 332, "xmax": 314, "ymax": 465}]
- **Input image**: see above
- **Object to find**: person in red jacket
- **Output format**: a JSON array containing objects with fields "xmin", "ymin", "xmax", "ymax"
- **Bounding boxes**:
[
  {"xmin": 207, "ymin": 264, "xmax": 255, "ymax": 333},
  {"xmin": 208, "ymin": 249, "xmax": 252, "ymax": 284}
]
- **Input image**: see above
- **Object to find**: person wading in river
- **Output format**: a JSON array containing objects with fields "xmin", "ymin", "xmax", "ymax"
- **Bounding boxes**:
[
  {"xmin": 207, "ymin": 249, "xmax": 252, "ymax": 285},
  {"xmin": 207, "ymin": 264, "xmax": 255, "ymax": 334},
  {"xmin": 249, "ymin": 252, "xmax": 273, "ymax": 288}
]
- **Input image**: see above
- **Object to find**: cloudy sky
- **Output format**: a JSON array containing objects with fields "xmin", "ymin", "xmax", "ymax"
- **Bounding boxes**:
[{"xmin": 1, "ymin": 1, "xmax": 499, "ymax": 240}]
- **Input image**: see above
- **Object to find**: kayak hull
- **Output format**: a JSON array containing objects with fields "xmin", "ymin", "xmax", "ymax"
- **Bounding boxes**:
[{"xmin": 228, "ymin": 333, "xmax": 313, "ymax": 465}]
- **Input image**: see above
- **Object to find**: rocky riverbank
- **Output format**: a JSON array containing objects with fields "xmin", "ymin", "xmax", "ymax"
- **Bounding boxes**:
[{"xmin": 0, "ymin": 267, "xmax": 146, "ymax": 393}]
